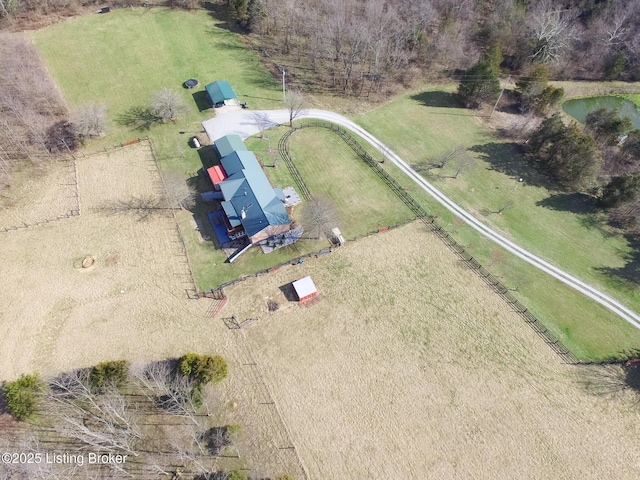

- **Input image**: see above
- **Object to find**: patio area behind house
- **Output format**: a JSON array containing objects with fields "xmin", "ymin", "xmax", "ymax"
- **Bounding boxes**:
[{"xmin": 258, "ymin": 226, "xmax": 305, "ymax": 254}]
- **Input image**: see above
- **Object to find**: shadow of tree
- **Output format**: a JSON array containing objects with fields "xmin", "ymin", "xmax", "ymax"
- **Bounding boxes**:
[
  {"xmin": 535, "ymin": 193, "xmax": 598, "ymax": 214},
  {"xmin": 116, "ymin": 107, "xmax": 160, "ymax": 131},
  {"xmin": 96, "ymin": 195, "xmax": 170, "ymax": 221},
  {"xmin": 203, "ymin": 1, "xmax": 243, "ymax": 34},
  {"xmin": 596, "ymin": 233, "xmax": 640, "ymax": 285},
  {"xmin": 409, "ymin": 91, "xmax": 462, "ymax": 108},
  {"xmin": 469, "ymin": 142, "xmax": 556, "ymax": 189}
]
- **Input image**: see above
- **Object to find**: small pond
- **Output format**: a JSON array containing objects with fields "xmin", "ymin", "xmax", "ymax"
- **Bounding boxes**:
[{"xmin": 562, "ymin": 96, "xmax": 640, "ymax": 129}]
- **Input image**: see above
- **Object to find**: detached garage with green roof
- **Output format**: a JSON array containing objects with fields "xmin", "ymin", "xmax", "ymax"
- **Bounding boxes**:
[{"xmin": 205, "ymin": 81, "xmax": 238, "ymax": 107}]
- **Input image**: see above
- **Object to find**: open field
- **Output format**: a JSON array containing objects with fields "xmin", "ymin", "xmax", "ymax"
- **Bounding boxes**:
[
  {"xmin": 223, "ymin": 221, "xmax": 640, "ymax": 479},
  {"xmin": 0, "ymin": 144, "xmax": 304, "ymax": 477},
  {"xmin": 0, "ymin": 160, "xmax": 78, "ymax": 229}
]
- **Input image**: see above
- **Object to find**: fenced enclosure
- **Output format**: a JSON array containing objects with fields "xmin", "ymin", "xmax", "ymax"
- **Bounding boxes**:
[{"xmin": 277, "ymin": 121, "xmax": 581, "ymax": 364}]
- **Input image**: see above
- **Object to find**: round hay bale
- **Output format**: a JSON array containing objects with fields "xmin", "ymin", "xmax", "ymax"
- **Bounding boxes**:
[{"xmin": 81, "ymin": 256, "xmax": 95, "ymax": 268}]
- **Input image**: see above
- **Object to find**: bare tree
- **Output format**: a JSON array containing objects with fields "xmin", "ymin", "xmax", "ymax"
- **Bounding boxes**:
[
  {"xmin": 162, "ymin": 171, "xmax": 197, "ymax": 210},
  {"xmin": 301, "ymin": 195, "xmax": 339, "ymax": 240},
  {"xmin": 284, "ymin": 89, "xmax": 307, "ymax": 127},
  {"xmin": 427, "ymin": 145, "xmax": 465, "ymax": 170},
  {"xmin": 150, "ymin": 88, "xmax": 188, "ymax": 122},
  {"xmin": 73, "ymin": 101, "xmax": 107, "ymax": 139},
  {"xmin": 131, "ymin": 361, "xmax": 200, "ymax": 424},
  {"xmin": 44, "ymin": 371, "xmax": 141, "ymax": 457},
  {"xmin": 447, "ymin": 152, "xmax": 475, "ymax": 179},
  {"xmin": 528, "ymin": 1, "xmax": 580, "ymax": 63},
  {"xmin": 251, "ymin": 111, "xmax": 273, "ymax": 139}
]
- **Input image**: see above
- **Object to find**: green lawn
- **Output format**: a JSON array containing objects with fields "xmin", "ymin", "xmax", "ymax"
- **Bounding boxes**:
[
  {"xmin": 32, "ymin": 7, "xmax": 282, "ymax": 173},
  {"xmin": 356, "ymin": 87, "xmax": 640, "ymax": 359}
]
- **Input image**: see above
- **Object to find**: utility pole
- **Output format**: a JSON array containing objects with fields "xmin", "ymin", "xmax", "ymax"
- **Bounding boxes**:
[
  {"xmin": 282, "ymin": 68, "xmax": 286, "ymax": 102},
  {"xmin": 490, "ymin": 75, "xmax": 511, "ymax": 118}
]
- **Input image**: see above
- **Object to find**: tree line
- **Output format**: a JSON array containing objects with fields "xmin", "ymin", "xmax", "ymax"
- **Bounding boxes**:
[
  {"xmin": 227, "ymin": 0, "xmax": 640, "ymax": 96},
  {"xmin": 0, "ymin": 355, "xmax": 292, "ymax": 480}
]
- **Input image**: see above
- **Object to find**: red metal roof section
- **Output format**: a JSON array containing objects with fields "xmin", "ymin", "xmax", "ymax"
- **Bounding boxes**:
[{"xmin": 207, "ymin": 165, "xmax": 228, "ymax": 185}]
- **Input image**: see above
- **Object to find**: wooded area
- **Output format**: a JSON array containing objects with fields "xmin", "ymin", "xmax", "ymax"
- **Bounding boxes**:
[
  {"xmin": 228, "ymin": 0, "xmax": 640, "ymax": 96},
  {"xmin": 0, "ymin": 356, "xmax": 259, "ymax": 479},
  {"xmin": 0, "ymin": 33, "xmax": 71, "ymax": 192}
]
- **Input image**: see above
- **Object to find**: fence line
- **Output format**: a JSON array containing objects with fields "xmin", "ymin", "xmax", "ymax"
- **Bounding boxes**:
[
  {"xmin": 236, "ymin": 330, "xmax": 311, "ymax": 480},
  {"xmin": 70, "ymin": 136, "xmax": 149, "ymax": 159},
  {"xmin": 279, "ymin": 121, "xmax": 581, "ymax": 365},
  {"xmin": 0, "ymin": 158, "xmax": 80, "ymax": 233},
  {"xmin": 143, "ymin": 139, "xmax": 199, "ymax": 297}
]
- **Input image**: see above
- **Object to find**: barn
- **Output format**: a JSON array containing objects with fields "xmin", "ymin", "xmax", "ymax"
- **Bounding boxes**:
[
  {"xmin": 205, "ymin": 81, "xmax": 238, "ymax": 107},
  {"xmin": 292, "ymin": 276, "xmax": 318, "ymax": 302}
]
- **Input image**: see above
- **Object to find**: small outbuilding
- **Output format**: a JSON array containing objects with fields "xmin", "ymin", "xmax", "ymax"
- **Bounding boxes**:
[
  {"xmin": 292, "ymin": 276, "xmax": 318, "ymax": 302},
  {"xmin": 205, "ymin": 81, "xmax": 238, "ymax": 107}
]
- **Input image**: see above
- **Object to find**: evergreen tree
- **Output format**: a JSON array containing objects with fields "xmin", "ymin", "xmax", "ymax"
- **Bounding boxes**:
[
  {"xmin": 457, "ymin": 47, "xmax": 502, "ymax": 108},
  {"xmin": 516, "ymin": 64, "xmax": 563, "ymax": 114},
  {"xmin": 600, "ymin": 174, "xmax": 640, "ymax": 208},
  {"xmin": 585, "ymin": 108, "xmax": 633, "ymax": 145},
  {"xmin": 529, "ymin": 113, "xmax": 601, "ymax": 190}
]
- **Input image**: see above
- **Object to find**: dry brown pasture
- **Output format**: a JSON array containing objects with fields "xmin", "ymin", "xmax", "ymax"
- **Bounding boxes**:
[
  {"xmin": 0, "ymin": 143, "xmax": 303, "ymax": 477},
  {"xmin": 2, "ymin": 143, "xmax": 640, "ymax": 479},
  {"xmin": 224, "ymin": 221, "xmax": 640, "ymax": 480}
]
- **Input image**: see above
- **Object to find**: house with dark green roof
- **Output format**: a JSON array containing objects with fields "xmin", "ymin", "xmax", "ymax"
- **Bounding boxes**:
[
  {"xmin": 215, "ymin": 139, "xmax": 291, "ymax": 244},
  {"xmin": 205, "ymin": 81, "xmax": 238, "ymax": 107}
]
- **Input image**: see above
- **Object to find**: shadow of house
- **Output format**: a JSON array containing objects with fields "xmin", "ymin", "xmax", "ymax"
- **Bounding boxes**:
[
  {"xmin": 197, "ymin": 145, "xmax": 218, "ymax": 169},
  {"xmin": 192, "ymin": 91, "xmax": 212, "ymax": 112},
  {"xmin": 535, "ymin": 193, "xmax": 598, "ymax": 214}
]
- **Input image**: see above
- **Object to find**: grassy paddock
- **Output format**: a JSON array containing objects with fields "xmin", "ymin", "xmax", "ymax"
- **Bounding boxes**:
[{"xmin": 32, "ymin": 7, "xmax": 282, "ymax": 173}]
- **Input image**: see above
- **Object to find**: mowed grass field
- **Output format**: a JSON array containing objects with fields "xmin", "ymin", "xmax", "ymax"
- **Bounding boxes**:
[
  {"xmin": 182, "ymin": 126, "xmax": 415, "ymax": 291},
  {"xmin": 31, "ymin": 7, "xmax": 282, "ymax": 173},
  {"xmin": 224, "ymin": 222, "xmax": 640, "ymax": 480},
  {"xmin": 357, "ymin": 87, "xmax": 640, "ymax": 358}
]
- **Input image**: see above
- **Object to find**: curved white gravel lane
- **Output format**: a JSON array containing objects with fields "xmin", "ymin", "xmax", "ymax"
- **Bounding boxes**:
[{"xmin": 202, "ymin": 108, "xmax": 640, "ymax": 330}]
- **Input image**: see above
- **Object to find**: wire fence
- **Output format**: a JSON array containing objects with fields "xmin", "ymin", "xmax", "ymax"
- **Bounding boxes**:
[
  {"xmin": 0, "ymin": 158, "xmax": 80, "ymax": 233},
  {"xmin": 279, "ymin": 120, "xmax": 581, "ymax": 365}
]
